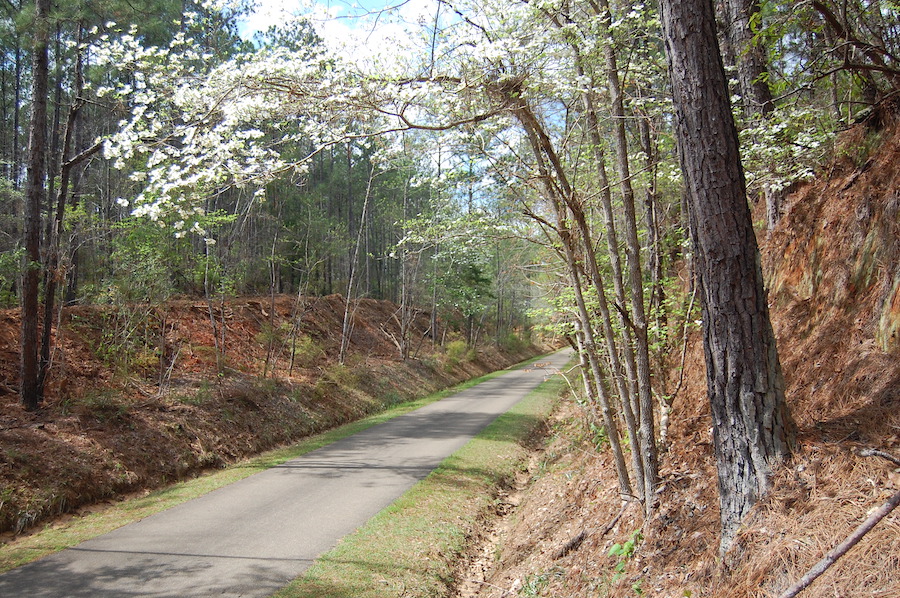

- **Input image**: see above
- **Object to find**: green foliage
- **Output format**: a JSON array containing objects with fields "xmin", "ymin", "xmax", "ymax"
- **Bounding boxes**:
[
  {"xmin": 740, "ymin": 105, "xmax": 833, "ymax": 196},
  {"xmin": 608, "ymin": 529, "xmax": 643, "ymax": 582},
  {"xmin": 0, "ymin": 248, "xmax": 22, "ymax": 308},
  {"xmin": 499, "ymin": 331, "xmax": 531, "ymax": 353},
  {"xmin": 444, "ymin": 339, "xmax": 474, "ymax": 368},
  {"xmin": 175, "ymin": 381, "xmax": 215, "ymax": 406},
  {"xmin": 291, "ymin": 334, "xmax": 325, "ymax": 368},
  {"xmin": 320, "ymin": 363, "xmax": 359, "ymax": 389},
  {"xmin": 103, "ymin": 218, "xmax": 178, "ymax": 305},
  {"xmin": 256, "ymin": 322, "xmax": 292, "ymax": 350},
  {"xmin": 519, "ymin": 572, "xmax": 550, "ymax": 596},
  {"xmin": 0, "ymin": 178, "xmax": 22, "ymax": 308},
  {"xmin": 589, "ymin": 421, "xmax": 610, "ymax": 451},
  {"xmin": 75, "ymin": 391, "xmax": 130, "ymax": 422},
  {"xmin": 80, "ymin": 310, "xmax": 158, "ymax": 376},
  {"xmin": 518, "ymin": 568, "xmax": 564, "ymax": 596}
]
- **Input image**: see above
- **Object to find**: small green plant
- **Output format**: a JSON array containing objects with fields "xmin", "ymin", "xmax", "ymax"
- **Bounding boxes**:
[
  {"xmin": 608, "ymin": 529, "xmax": 643, "ymax": 583},
  {"xmin": 609, "ymin": 529, "xmax": 642, "ymax": 562},
  {"xmin": 256, "ymin": 322, "xmax": 291, "ymax": 350},
  {"xmin": 500, "ymin": 331, "xmax": 530, "ymax": 353},
  {"xmin": 176, "ymin": 380, "xmax": 214, "ymax": 406},
  {"xmin": 589, "ymin": 421, "xmax": 609, "ymax": 451},
  {"xmin": 519, "ymin": 572, "xmax": 550, "ymax": 596},
  {"xmin": 78, "ymin": 391, "xmax": 129, "ymax": 422},
  {"xmin": 0, "ymin": 247, "xmax": 23, "ymax": 308},
  {"xmin": 518, "ymin": 568, "xmax": 564, "ymax": 596},
  {"xmin": 254, "ymin": 377, "xmax": 281, "ymax": 398},
  {"xmin": 290, "ymin": 334, "xmax": 324, "ymax": 368},
  {"xmin": 323, "ymin": 363, "xmax": 358, "ymax": 387}
]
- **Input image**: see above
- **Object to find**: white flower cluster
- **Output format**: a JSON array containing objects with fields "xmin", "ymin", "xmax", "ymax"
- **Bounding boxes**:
[{"xmin": 92, "ymin": 24, "xmax": 321, "ymax": 236}]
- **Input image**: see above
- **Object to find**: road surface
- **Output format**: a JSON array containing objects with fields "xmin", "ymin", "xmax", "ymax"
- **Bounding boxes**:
[{"xmin": 0, "ymin": 349, "xmax": 572, "ymax": 597}]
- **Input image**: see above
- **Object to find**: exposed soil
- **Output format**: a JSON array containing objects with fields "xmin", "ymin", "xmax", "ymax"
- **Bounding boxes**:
[
  {"xmin": 451, "ymin": 105, "xmax": 900, "ymax": 597},
  {"xmin": 0, "ymin": 293, "xmax": 544, "ymax": 538}
]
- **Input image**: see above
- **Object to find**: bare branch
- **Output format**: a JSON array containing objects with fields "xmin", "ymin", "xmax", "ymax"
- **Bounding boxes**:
[
  {"xmin": 778, "ymin": 488, "xmax": 900, "ymax": 598},
  {"xmin": 858, "ymin": 448, "xmax": 900, "ymax": 468}
]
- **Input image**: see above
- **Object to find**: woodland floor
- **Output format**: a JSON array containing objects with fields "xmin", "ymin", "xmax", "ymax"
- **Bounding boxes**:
[
  {"xmin": 0, "ymin": 293, "xmax": 544, "ymax": 540},
  {"xmin": 449, "ymin": 106, "xmax": 900, "ymax": 598}
]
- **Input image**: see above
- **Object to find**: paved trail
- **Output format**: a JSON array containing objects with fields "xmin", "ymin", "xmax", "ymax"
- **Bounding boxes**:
[{"xmin": 0, "ymin": 350, "xmax": 572, "ymax": 597}]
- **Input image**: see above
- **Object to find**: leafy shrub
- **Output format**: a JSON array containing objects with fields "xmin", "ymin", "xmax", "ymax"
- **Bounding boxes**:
[
  {"xmin": 0, "ymin": 247, "xmax": 22, "ymax": 308},
  {"xmin": 290, "ymin": 333, "xmax": 324, "ymax": 368},
  {"xmin": 500, "ymin": 331, "xmax": 530, "ymax": 353},
  {"xmin": 255, "ymin": 322, "xmax": 290, "ymax": 349},
  {"xmin": 324, "ymin": 362, "xmax": 359, "ymax": 387},
  {"xmin": 444, "ymin": 339, "xmax": 472, "ymax": 368}
]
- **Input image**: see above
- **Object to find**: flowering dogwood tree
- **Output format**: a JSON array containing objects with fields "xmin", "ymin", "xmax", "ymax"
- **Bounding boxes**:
[{"xmin": 92, "ymin": 0, "xmax": 671, "ymax": 507}]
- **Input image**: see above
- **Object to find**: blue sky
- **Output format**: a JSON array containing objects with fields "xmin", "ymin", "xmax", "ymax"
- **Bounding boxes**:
[
  {"xmin": 238, "ymin": 0, "xmax": 417, "ymax": 39},
  {"xmin": 237, "ymin": 0, "xmax": 437, "ymax": 69}
]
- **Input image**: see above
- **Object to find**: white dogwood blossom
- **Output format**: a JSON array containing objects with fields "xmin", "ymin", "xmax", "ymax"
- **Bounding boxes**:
[{"xmin": 92, "ymin": 0, "xmax": 685, "ymax": 239}]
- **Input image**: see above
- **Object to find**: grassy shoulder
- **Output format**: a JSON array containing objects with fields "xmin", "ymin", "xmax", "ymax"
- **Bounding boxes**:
[
  {"xmin": 273, "ymin": 365, "xmax": 569, "ymax": 598},
  {"xmin": 0, "ymin": 358, "xmax": 540, "ymax": 575}
]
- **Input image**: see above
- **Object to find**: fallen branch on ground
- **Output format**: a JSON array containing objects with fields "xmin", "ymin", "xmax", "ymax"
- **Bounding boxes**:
[
  {"xmin": 858, "ymin": 447, "xmax": 900, "ymax": 467},
  {"xmin": 553, "ymin": 500, "xmax": 629, "ymax": 560},
  {"xmin": 778, "ymin": 448, "xmax": 900, "ymax": 598}
]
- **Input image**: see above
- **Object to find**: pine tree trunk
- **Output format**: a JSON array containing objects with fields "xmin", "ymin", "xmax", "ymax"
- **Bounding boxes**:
[
  {"xmin": 21, "ymin": 0, "xmax": 50, "ymax": 411},
  {"xmin": 723, "ymin": 0, "xmax": 774, "ymax": 117},
  {"xmin": 659, "ymin": 0, "xmax": 792, "ymax": 552}
]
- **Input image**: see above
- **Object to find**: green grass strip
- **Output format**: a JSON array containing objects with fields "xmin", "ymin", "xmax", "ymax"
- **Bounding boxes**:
[
  {"xmin": 272, "ymin": 367, "xmax": 569, "ymax": 598},
  {"xmin": 0, "ymin": 356, "xmax": 546, "ymax": 574}
]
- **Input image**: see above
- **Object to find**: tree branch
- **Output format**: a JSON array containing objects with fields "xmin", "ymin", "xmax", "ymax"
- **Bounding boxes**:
[
  {"xmin": 809, "ymin": 0, "xmax": 900, "ymax": 88},
  {"xmin": 778, "ymin": 486, "xmax": 900, "ymax": 597},
  {"xmin": 858, "ymin": 448, "xmax": 900, "ymax": 468},
  {"xmin": 62, "ymin": 139, "xmax": 103, "ymax": 169}
]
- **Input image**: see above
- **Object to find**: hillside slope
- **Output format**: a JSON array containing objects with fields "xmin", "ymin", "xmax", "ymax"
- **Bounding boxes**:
[
  {"xmin": 0, "ymin": 294, "xmax": 543, "ymax": 537},
  {"xmin": 455, "ymin": 104, "xmax": 900, "ymax": 597}
]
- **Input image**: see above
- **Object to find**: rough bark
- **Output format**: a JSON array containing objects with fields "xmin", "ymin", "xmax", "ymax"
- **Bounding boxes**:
[
  {"xmin": 21, "ymin": 0, "xmax": 51, "ymax": 411},
  {"xmin": 723, "ymin": 0, "xmax": 774, "ymax": 117},
  {"xmin": 659, "ymin": 0, "xmax": 792, "ymax": 552}
]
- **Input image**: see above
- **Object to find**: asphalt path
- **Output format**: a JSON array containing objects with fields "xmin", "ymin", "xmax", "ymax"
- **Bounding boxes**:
[{"xmin": 0, "ymin": 349, "xmax": 572, "ymax": 597}]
